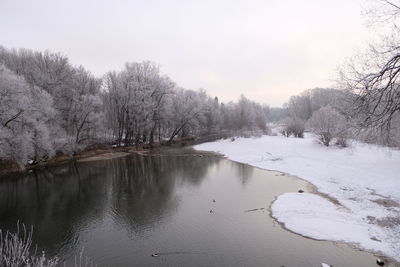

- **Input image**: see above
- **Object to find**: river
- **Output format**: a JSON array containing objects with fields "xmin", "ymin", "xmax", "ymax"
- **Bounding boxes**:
[{"xmin": 0, "ymin": 149, "xmax": 386, "ymax": 266}]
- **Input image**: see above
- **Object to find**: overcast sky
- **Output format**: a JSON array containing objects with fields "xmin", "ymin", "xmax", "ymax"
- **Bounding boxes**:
[{"xmin": 0, "ymin": 0, "xmax": 373, "ymax": 106}]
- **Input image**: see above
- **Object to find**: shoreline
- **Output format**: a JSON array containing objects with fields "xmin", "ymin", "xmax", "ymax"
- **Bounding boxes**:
[
  {"xmin": 199, "ymin": 153, "xmax": 399, "ymax": 265},
  {"xmin": 194, "ymin": 134, "xmax": 400, "ymax": 265},
  {"xmin": 0, "ymin": 136, "xmax": 225, "ymax": 179},
  {"xmin": 199, "ymin": 154, "xmax": 400, "ymax": 266},
  {"xmin": 0, "ymin": 132, "xmax": 248, "ymax": 178}
]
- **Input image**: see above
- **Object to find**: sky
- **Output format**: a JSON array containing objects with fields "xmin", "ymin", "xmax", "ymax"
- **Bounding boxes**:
[{"xmin": 0, "ymin": 0, "xmax": 373, "ymax": 106}]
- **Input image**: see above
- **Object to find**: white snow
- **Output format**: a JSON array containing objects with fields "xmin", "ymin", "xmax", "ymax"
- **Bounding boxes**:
[{"xmin": 194, "ymin": 134, "xmax": 400, "ymax": 261}]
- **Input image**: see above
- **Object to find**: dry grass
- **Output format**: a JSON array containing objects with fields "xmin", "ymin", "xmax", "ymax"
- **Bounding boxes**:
[
  {"xmin": 0, "ymin": 222, "xmax": 96, "ymax": 267},
  {"xmin": 0, "ymin": 222, "xmax": 58, "ymax": 267}
]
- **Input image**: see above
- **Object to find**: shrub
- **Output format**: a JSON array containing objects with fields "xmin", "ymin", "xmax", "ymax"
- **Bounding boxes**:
[
  {"xmin": 307, "ymin": 105, "xmax": 347, "ymax": 146},
  {"xmin": 0, "ymin": 223, "xmax": 58, "ymax": 267},
  {"xmin": 1, "ymin": 223, "xmax": 95, "ymax": 267},
  {"xmin": 281, "ymin": 118, "xmax": 305, "ymax": 138}
]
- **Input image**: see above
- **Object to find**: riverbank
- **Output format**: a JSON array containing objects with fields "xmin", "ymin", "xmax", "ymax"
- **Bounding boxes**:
[
  {"xmin": 194, "ymin": 134, "xmax": 400, "ymax": 263},
  {"xmin": 0, "ymin": 146, "xmax": 131, "ymax": 178},
  {"xmin": 0, "ymin": 134, "xmax": 227, "ymax": 178}
]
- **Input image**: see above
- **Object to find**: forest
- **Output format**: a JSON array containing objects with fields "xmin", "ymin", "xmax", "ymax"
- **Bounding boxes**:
[
  {"xmin": 0, "ymin": 46, "xmax": 269, "ymax": 168},
  {"xmin": 1, "ymin": 42, "xmax": 400, "ymax": 171},
  {"xmin": 1, "ymin": 34, "xmax": 400, "ymax": 170}
]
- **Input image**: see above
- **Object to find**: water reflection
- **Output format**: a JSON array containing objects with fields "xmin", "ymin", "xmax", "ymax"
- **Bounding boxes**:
[
  {"xmin": 234, "ymin": 162, "xmax": 253, "ymax": 186},
  {"xmin": 0, "ymin": 153, "xmax": 385, "ymax": 267},
  {"xmin": 0, "ymin": 154, "xmax": 219, "ymax": 256},
  {"xmin": 109, "ymin": 155, "xmax": 218, "ymax": 230},
  {"xmin": 0, "ymin": 162, "xmax": 110, "ymax": 255}
]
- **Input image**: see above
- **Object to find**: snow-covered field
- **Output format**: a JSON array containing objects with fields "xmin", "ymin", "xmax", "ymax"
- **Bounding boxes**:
[{"xmin": 194, "ymin": 134, "xmax": 400, "ymax": 262}]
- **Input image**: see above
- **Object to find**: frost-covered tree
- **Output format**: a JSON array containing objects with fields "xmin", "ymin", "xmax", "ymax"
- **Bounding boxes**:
[
  {"xmin": 165, "ymin": 88, "xmax": 207, "ymax": 142},
  {"xmin": 0, "ymin": 65, "xmax": 56, "ymax": 166},
  {"xmin": 103, "ymin": 61, "xmax": 174, "ymax": 146},
  {"xmin": 307, "ymin": 105, "xmax": 348, "ymax": 146},
  {"xmin": 283, "ymin": 88, "xmax": 349, "ymax": 121},
  {"xmin": 0, "ymin": 47, "xmax": 103, "ymax": 153},
  {"xmin": 203, "ymin": 96, "xmax": 222, "ymax": 134},
  {"xmin": 0, "ymin": 45, "xmax": 272, "ymax": 168},
  {"xmin": 220, "ymin": 95, "xmax": 268, "ymax": 133},
  {"xmin": 68, "ymin": 67, "xmax": 103, "ymax": 144},
  {"xmin": 285, "ymin": 93, "xmax": 312, "ymax": 121}
]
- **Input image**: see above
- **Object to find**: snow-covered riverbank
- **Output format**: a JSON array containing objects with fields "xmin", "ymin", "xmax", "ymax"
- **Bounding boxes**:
[{"xmin": 194, "ymin": 134, "xmax": 400, "ymax": 262}]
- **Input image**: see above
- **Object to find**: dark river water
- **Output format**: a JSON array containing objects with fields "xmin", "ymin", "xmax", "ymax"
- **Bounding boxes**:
[{"xmin": 0, "ymin": 150, "xmax": 391, "ymax": 266}]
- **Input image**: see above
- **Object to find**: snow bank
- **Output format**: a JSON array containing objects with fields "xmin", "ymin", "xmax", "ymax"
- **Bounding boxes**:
[
  {"xmin": 194, "ymin": 134, "xmax": 400, "ymax": 261},
  {"xmin": 271, "ymin": 193, "xmax": 392, "ymax": 257}
]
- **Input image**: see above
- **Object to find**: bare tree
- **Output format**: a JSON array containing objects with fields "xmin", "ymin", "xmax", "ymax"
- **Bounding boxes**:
[{"xmin": 340, "ymin": 0, "xmax": 400, "ymax": 145}]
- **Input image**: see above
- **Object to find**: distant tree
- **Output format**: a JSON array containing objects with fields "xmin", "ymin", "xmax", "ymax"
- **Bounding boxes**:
[
  {"xmin": 228, "ymin": 95, "xmax": 268, "ymax": 133},
  {"xmin": 283, "ymin": 88, "xmax": 349, "ymax": 121},
  {"xmin": 203, "ymin": 96, "xmax": 222, "ymax": 134},
  {"xmin": 307, "ymin": 105, "xmax": 347, "ymax": 146},
  {"xmin": 281, "ymin": 118, "xmax": 305, "ymax": 138},
  {"xmin": 267, "ymin": 107, "xmax": 288, "ymax": 122},
  {"xmin": 285, "ymin": 92, "xmax": 312, "ymax": 120}
]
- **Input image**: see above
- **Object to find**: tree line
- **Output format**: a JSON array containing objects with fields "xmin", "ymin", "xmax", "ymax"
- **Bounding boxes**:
[
  {"xmin": 2, "ymin": 0, "xmax": 400, "ymax": 169},
  {"xmin": 0, "ymin": 46, "xmax": 269, "ymax": 168},
  {"xmin": 268, "ymin": 1, "xmax": 400, "ymax": 148},
  {"xmin": 269, "ymin": 85, "xmax": 400, "ymax": 147}
]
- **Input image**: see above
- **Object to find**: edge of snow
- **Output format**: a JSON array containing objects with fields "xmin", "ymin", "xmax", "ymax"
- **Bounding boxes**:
[{"xmin": 194, "ymin": 134, "xmax": 400, "ymax": 262}]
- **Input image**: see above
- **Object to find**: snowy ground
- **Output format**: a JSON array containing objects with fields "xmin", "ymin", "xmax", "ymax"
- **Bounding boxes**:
[{"xmin": 194, "ymin": 134, "xmax": 400, "ymax": 262}]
